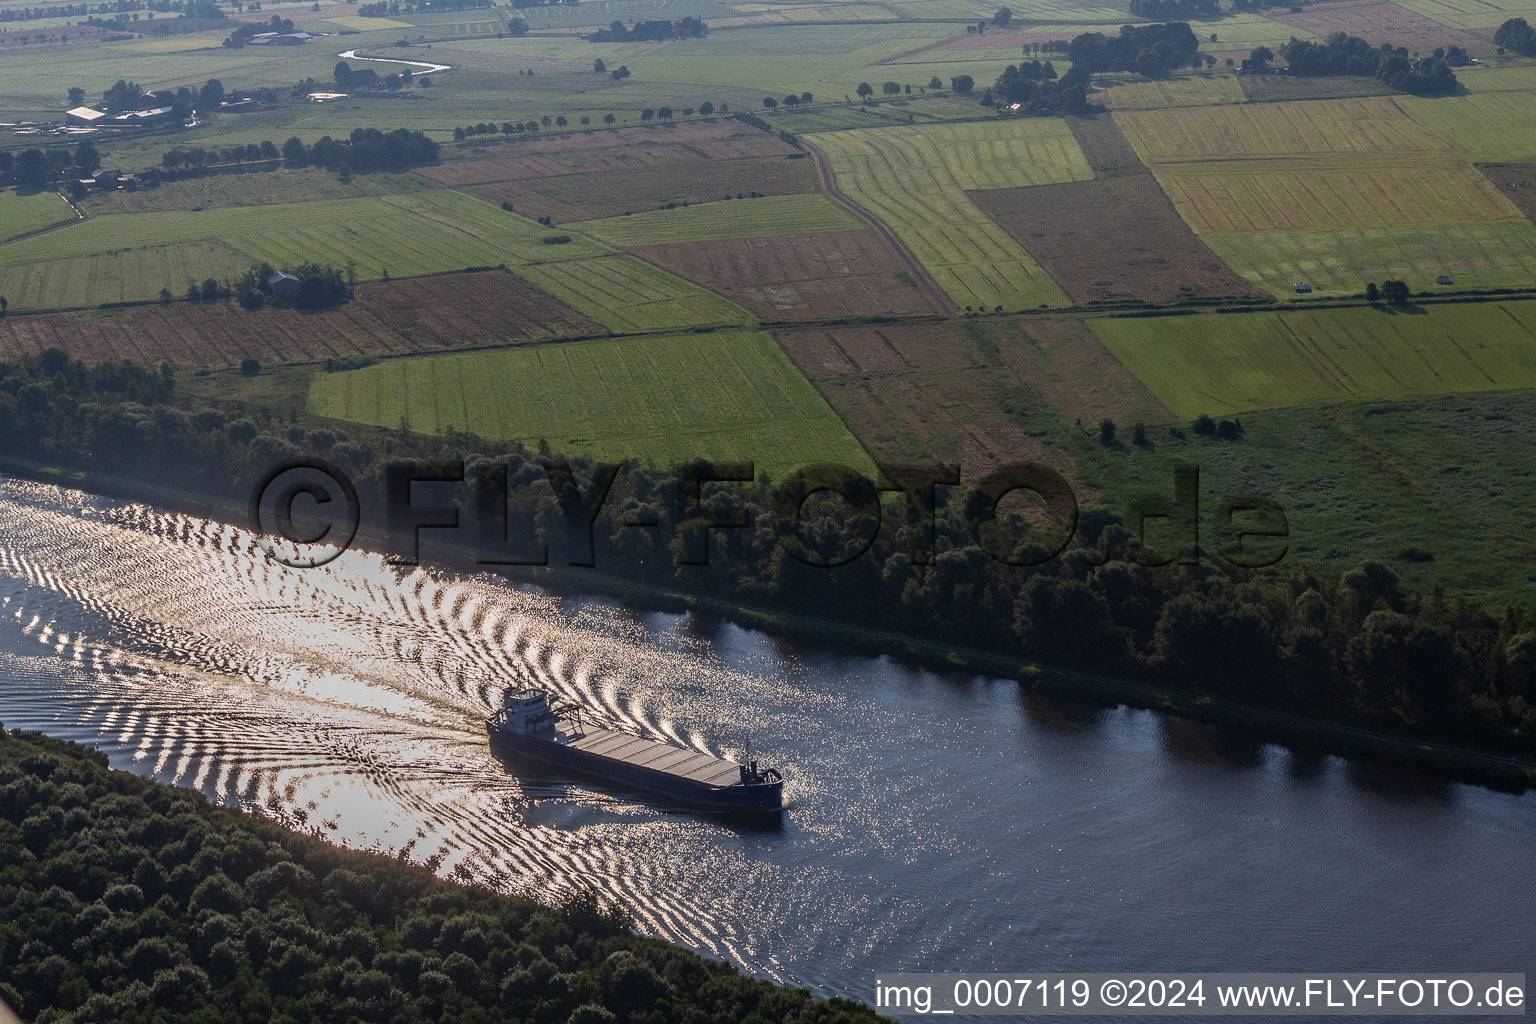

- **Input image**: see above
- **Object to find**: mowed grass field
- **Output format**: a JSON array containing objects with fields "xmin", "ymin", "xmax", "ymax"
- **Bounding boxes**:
[
  {"xmin": 0, "ymin": 190, "xmax": 750, "ymax": 330},
  {"xmin": 1397, "ymin": 91, "xmax": 1536, "ymax": 164},
  {"xmin": 0, "ymin": 241, "xmax": 254, "ymax": 310},
  {"xmin": 1203, "ymin": 219, "xmax": 1536, "ymax": 296},
  {"xmin": 1114, "ymin": 98, "xmax": 1518, "ymax": 233},
  {"xmin": 570, "ymin": 193, "xmax": 863, "ymax": 246},
  {"xmin": 306, "ymin": 329, "xmax": 872, "ymax": 477},
  {"xmin": 1392, "ymin": 0, "xmax": 1536, "ymax": 27},
  {"xmin": 1116, "ymin": 97, "xmax": 1447, "ymax": 161},
  {"xmin": 806, "ymin": 119, "xmax": 1093, "ymax": 310},
  {"xmin": 1115, "ymin": 96, "xmax": 1536, "ymax": 296},
  {"xmin": 1152, "ymin": 154, "xmax": 1520, "ymax": 233},
  {"xmin": 0, "ymin": 191, "xmax": 76, "ymax": 242},
  {"xmin": 1099, "ymin": 74, "xmax": 1246, "ymax": 110},
  {"xmin": 1090, "ymin": 301, "xmax": 1536, "ymax": 417}
]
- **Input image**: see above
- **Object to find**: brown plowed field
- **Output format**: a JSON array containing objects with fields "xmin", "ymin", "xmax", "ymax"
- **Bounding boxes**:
[
  {"xmin": 1479, "ymin": 163, "xmax": 1536, "ymax": 224},
  {"xmin": 973, "ymin": 117, "xmax": 1265, "ymax": 305},
  {"xmin": 423, "ymin": 120, "xmax": 797, "ymax": 187},
  {"xmin": 777, "ymin": 318, "xmax": 1166, "ymax": 482},
  {"xmin": 459, "ymin": 154, "xmax": 818, "ymax": 222},
  {"xmin": 1268, "ymin": 0, "xmax": 1493, "ymax": 51},
  {"xmin": 991, "ymin": 316, "xmax": 1170, "ymax": 426},
  {"xmin": 631, "ymin": 229, "xmax": 939, "ymax": 320},
  {"xmin": 1067, "ymin": 115, "xmax": 1147, "ymax": 178},
  {"xmin": 971, "ymin": 176, "xmax": 1267, "ymax": 305},
  {"xmin": 0, "ymin": 270, "xmax": 603, "ymax": 368}
]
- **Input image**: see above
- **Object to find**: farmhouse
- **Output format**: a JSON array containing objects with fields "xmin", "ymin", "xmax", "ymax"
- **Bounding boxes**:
[
  {"xmin": 111, "ymin": 106, "xmax": 174, "ymax": 125},
  {"xmin": 267, "ymin": 270, "xmax": 301, "ymax": 300},
  {"xmin": 65, "ymin": 106, "xmax": 107, "ymax": 126}
]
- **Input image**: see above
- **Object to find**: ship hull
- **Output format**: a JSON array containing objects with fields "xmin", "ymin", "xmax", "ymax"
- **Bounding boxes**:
[{"xmin": 488, "ymin": 726, "xmax": 784, "ymax": 813}]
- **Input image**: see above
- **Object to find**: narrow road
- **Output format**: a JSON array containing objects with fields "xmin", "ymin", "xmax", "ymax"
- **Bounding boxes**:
[{"xmin": 800, "ymin": 138, "xmax": 957, "ymax": 320}]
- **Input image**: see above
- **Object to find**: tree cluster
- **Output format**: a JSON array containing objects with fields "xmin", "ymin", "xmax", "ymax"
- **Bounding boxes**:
[
  {"xmin": 1128, "ymin": 0, "xmax": 1218, "ymax": 19},
  {"xmin": 279, "ymin": 128, "xmax": 440, "ymax": 173},
  {"xmin": 1280, "ymin": 32, "xmax": 1460, "ymax": 94},
  {"xmin": 95, "ymin": 77, "xmax": 223, "ymax": 120},
  {"xmin": 586, "ymin": 17, "xmax": 705, "ymax": 42},
  {"xmin": 1493, "ymin": 16, "xmax": 1535, "ymax": 55},
  {"xmin": 0, "ymin": 727, "xmax": 887, "ymax": 1024},
  {"xmin": 223, "ymin": 14, "xmax": 293, "ymax": 46},
  {"xmin": 157, "ymin": 129, "xmax": 435, "ymax": 178},
  {"xmin": 8, "ymin": 148, "xmax": 71, "ymax": 188},
  {"xmin": 160, "ymin": 139, "xmax": 278, "ymax": 170},
  {"xmin": 1364, "ymin": 279, "xmax": 1411, "ymax": 304},
  {"xmin": 234, "ymin": 261, "xmax": 351, "ymax": 309},
  {"xmin": 1066, "ymin": 22, "xmax": 1201, "ymax": 76},
  {"xmin": 992, "ymin": 62, "xmax": 1101, "ymax": 114}
]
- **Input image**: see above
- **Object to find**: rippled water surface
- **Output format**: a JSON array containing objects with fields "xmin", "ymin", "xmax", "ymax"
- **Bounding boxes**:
[{"xmin": 0, "ymin": 478, "xmax": 1531, "ymax": 997}]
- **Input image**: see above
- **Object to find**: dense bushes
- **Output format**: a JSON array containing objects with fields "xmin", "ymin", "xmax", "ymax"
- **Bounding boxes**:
[{"xmin": 0, "ymin": 727, "xmax": 885, "ymax": 1023}]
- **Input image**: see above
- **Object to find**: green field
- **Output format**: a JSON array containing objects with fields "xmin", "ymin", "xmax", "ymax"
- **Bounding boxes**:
[
  {"xmin": 1115, "ymin": 97, "xmax": 1452, "ymax": 163},
  {"xmin": 1113, "ymin": 95, "xmax": 1518, "ymax": 237},
  {"xmin": 307, "ymin": 329, "xmax": 870, "ymax": 476},
  {"xmin": 806, "ymin": 119, "xmax": 1093, "ymax": 309},
  {"xmin": 1070, "ymin": 391, "xmax": 1536, "ymax": 601},
  {"xmin": 512, "ymin": 254, "xmax": 750, "ymax": 332},
  {"xmin": 0, "ymin": 190, "xmax": 75, "ymax": 242},
  {"xmin": 1100, "ymin": 73, "xmax": 1246, "ymax": 110},
  {"xmin": 570, "ymin": 193, "xmax": 863, "ymax": 245},
  {"xmin": 1204, "ymin": 219, "xmax": 1536, "ymax": 297},
  {"xmin": 1152, "ymin": 155, "xmax": 1521, "ymax": 233},
  {"xmin": 1194, "ymin": 12, "xmax": 1313, "ymax": 48},
  {"xmin": 0, "ymin": 189, "xmax": 748, "ymax": 327},
  {"xmin": 1397, "ymin": 92, "xmax": 1536, "ymax": 164},
  {"xmin": 1392, "ymin": 0, "xmax": 1536, "ymax": 27},
  {"xmin": 1090, "ymin": 301, "xmax": 1536, "ymax": 417},
  {"xmin": 0, "ymin": 240, "xmax": 251, "ymax": 309}
]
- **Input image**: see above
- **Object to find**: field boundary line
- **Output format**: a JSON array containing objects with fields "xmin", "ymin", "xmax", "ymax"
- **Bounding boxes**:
[{"xmin": 800, "ymin": 138, "xmax": 957, "ymax": 319}]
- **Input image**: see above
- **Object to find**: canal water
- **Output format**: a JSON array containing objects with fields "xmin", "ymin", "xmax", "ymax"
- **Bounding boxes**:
[{"xmin": 0, "ymin": 477, "xmax": 1529, "ymax": 999}]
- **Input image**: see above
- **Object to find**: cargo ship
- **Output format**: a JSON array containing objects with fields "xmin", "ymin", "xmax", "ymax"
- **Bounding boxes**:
[{"xmin": 486, "ymin": 689, "xmax": 785, "ymax": 813}]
